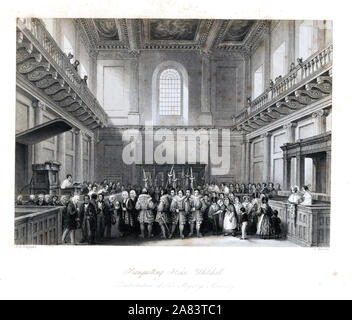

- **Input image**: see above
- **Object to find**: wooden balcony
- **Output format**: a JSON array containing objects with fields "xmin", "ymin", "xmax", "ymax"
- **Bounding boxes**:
[
  {"xmin": 233, "ymin": 44, "xmax": 333, "ymax": 133},
  {"xmin": 16, "ymin": 18, "xmax": 109, "ymax": 130}
]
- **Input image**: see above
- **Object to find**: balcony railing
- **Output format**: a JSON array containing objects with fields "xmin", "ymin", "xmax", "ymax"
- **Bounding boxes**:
[
  {"xmin": 16, "ymin": 18, "xmax": 108, "ymax": 128},
  {"xmin": 233, "ymin": 44, "xmax": 333, "ymax": 128}
]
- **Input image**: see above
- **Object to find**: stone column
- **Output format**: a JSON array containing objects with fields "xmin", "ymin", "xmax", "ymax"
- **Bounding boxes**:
[
  {"xmin": 264, "ymin": 29, "xmax": 271, "ymax": 88},
  {"xmin": 288, "ymin": 21, "xmax": 295, "ymax": 68},
  {"xmin": 312, "ymin": 109, "xmax": 329, "ymax": 135},
  {"xmin": 33, "ymin": 101, "xmax": 45, "ymax": 163},
  {"xmin": 283, "ymin": 122, "xmax": 297, "ymax": 188},
  {"xmin": 89, "ymin": 135, "xmax": 95, "ymax": 182},
  {"xmin": 241, "ymin": 140, "xmax": 246, "ymax": 183},
  {"xmin": 128, "ymin": 53, "xmax": 140, "ymax": 125},
  {"xmin": 205, "ymin": 139, "xmax": 211, "ymax": 183},
  {"xmin": 283, "ymin": 122, "xmax": 297, "ymax": 143},
  {"xmin": 261, "ymin": 132, "xmax": 272, "ymax": 183},
  {"xmin": 312, "ymin": 158, "xmax": 318, "ymax": 192},
  {"xmin": 200, "ymin": 50, "xmax": 213, "ymax": 125},
  {"xmin": 283, "ymin": 155, "xmax": 291, "ymax": 191},
  {"xmin": 57, "ymin": 133, "xmax": 66, "ymax": 183},
  {"xmin": 245, "ymin": 140, "xmax": 251, "ymax": 183},
  {"xmin": 89, "ymin": 50, "xmax": 98, "ymax": 96},
  {"xmin": 296, "ymin": 154, "xmax": 305, "ymax": 188},
  {"xmin": 326, "ymin": 150, "xmax": 331, "ymax": 194},
  {"xmin": 74, "ymin": 130, "xmax": 83, "ymax": 183},
  {"xmin": 244, "ymin": 56, "xmax": 251, "ymax": 101}
]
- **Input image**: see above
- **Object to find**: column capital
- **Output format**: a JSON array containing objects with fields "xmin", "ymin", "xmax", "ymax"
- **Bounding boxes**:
[
  {"xmin": 128, "ymin": 49, "xmax": 141, "ymax": 58},
  {"xmin": 32, "ymin": 101, "xmax": 47, "ymax": 111},
  {"xmin": 88, "ymin": 49, "xmax": 99, "ymax": 60},
  {"xmin": 312, "ymin": 109, "xmax": 329, "ymax": 119},
  {"xmin": 200, "ymin": 49, "xmax": 212, "ymax": 59},
  {"xmin": 260, "ymin": 132, "xmax": 272, "ymax": 139},
  {"xmin": 283, "ymin": 122, "xmax": 297, "ymax": 130}
]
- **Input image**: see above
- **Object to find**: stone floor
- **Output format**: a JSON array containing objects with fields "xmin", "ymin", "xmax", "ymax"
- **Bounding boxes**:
[
  {"xmin": 82, "ymin": 233, "xmax": 297, "ymax": 247},
  {"xmin": 67, "ymin": 225, "xmax": 299, "ymax": 247}
]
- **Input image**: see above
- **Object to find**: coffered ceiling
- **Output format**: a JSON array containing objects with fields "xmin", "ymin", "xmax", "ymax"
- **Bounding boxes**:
[{"xmin": 76, "ymin": 19, "xmax": 270, "ymax": 57}]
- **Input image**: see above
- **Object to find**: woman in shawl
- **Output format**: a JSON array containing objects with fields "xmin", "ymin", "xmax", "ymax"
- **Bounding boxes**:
[
  {"xmin": 233, "ymin": 197, "xmax": 242, "ymax": 233},
  {"xmin": 222, "ymin": 197, "xmax": 237, "ymax": 236},
  {"xmin": 257, "ymin": 197, "xmax": 274, "ymax": 239}
]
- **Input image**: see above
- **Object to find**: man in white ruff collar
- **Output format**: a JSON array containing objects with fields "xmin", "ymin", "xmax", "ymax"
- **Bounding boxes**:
[{"xmin": 135, "ymin": 188, "xmax": 155, "ymax": 239}]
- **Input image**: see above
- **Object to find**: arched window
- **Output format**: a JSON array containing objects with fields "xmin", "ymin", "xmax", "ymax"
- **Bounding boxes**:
[
  {"xmin": 159, "ymin": 68, "xmax": 182, "ymax": 116},
  {"xmin": 152, "ymin": 61, "xmax": 189, "ymax": 125}
]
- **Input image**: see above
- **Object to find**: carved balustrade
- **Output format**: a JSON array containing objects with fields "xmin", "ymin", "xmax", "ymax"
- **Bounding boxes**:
[
  {"xmin": 233, "ymin": 44, "xmax": 333, "ymax": 132},
  {"xmin": 16, "ymin": 18, "xmax": 108, "ymax": 130}
]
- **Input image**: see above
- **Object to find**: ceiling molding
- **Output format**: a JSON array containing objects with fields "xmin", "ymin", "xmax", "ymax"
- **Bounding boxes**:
[
  {"xmin": 78, "ymin": 18, "xmax": 268, "ymax": 56},
  {"xmin": 74, "ymin": 19, "xmax": 97, "ymax": 58},
  {"xmin": 126, "ymin": 19, "xmax": 140, "ymax": 54},
  {"xmin": 216, "ymin": 20, "xmax": 270, "ymax": 56}
]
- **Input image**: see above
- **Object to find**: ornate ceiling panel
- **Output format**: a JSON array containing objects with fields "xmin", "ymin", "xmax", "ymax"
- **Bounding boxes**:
[
  {"xmin": 140, "ymin": 19, "xmax": 213, "ymax": 50},
  {"xmin": 149, "ymin": 19, "xmax": 199, "ymax": 41},
  {"xmin": 93, "ymin": 19, "xmax": 120, "ymax": 41},
  {"xmin": 76, "ymin": 18, "xmax": 128, "ymax": 50},
  {"xmin": 222, "ymin": 20, "xmax": 255, "ymax": 42},
  {"xmin": 76, "ymin": 18, "xmax": 270, "ymax": 56}
]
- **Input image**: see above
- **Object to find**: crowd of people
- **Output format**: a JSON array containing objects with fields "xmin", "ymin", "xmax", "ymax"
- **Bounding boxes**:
[{"xmin": 16, "ymin": 179, "xmax": 286, "ymax": 245}]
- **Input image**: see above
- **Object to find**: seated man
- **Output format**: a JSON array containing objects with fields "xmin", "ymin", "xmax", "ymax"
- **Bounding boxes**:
[
  {"xmin": 27, "ymin": 194, "xmax": 36, "ymax": 205},
  {"xmin": 44, "ymin": 194, "xmax": 52, "ymax": 206},
  {"xmin": 16, "ymin": 195, "xmax": 23, "ymax": 205},
  {"xmin": 36, "ymin": 194, "xmax": 47, "ymax": 206},
  {"xmin": 61, "ymin": 174, "xmax": 73, "ymax": 189}
]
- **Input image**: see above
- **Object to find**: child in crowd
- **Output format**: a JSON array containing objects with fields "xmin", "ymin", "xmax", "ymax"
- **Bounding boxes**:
[
  {"xmin": 240, "ymin": 207, "xmax": 249, "ymax": 240},
  {"xmin": 271, "ymin": 210, "xmax": 282, "ymax": 239}
]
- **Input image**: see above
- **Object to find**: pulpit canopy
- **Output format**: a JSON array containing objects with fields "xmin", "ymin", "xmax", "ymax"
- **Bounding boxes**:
[{"xmin": 16, "ymin": 119, "xmax": 73, "ymax": 145}]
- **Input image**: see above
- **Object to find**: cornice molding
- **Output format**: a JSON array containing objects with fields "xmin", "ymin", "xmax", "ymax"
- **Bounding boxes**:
[
  {"xmin": 74, "ymin": 19, "xmax": 96, "ymax": 57},
  {"xmin": 246, "ymin": 96, "xmax": 332, "ymax": 140},
  {"xmin": 17, "ymin": 73, "xmax": 94, "ymax": 137},
  {"xmin": 78, "ymin": 18, "xmax": 266, "ymax": 54},
  {"xmin": 214, "ymin": 20, "xmax": 270, "ymax": 57}
]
